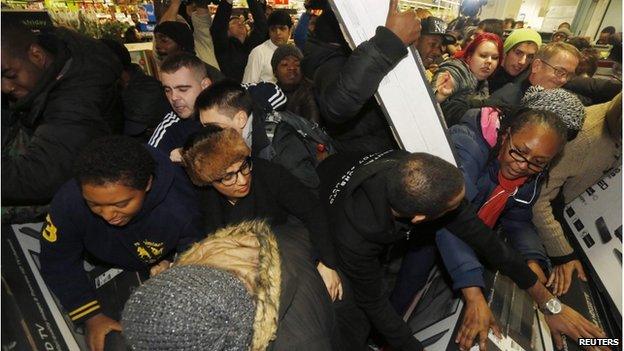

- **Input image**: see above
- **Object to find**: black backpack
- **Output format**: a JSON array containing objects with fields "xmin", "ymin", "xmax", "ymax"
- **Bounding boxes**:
[{"xmin": 264, "ymin": 110, "xmax": 337, "ymax": 189}]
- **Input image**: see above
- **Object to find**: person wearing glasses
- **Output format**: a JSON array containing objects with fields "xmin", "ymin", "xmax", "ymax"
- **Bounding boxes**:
[
  {"xmin": 181, "ymin": 125, "xmax": 343, "ymax": 302},
  {"xmin": 430, "ymin": 87, "xmax": 587, "ymax": 350},
  {"xmin": 489, "ymin": 42, "xmax": 581, "ymax": 106}
]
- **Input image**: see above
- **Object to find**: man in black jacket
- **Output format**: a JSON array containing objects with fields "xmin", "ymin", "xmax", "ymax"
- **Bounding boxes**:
[
  {"xmin": 302, "ymin": 1, "xmax": 420, "ymax": 154},
  {"xmin": 1, "ymin": 20, "xmax": 121, "ymax": 223},
  {"xmin": 318, "ymin": 151, "xmax": 606, "ymax": 351},
  {"xmin": 210, "ymin": 0, "xmax": 268, "ymax": 82}
]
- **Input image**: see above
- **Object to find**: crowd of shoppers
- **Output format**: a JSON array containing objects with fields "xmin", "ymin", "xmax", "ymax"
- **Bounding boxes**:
[{"xmin": 2, "ymin": 0, "xmax": 621, "ymax": 350}]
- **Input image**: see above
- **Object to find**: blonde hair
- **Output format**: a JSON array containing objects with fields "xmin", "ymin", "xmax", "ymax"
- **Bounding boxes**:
[{"xmin": 535, "ymin": 42, "xmax": 582, "ymax": 62}]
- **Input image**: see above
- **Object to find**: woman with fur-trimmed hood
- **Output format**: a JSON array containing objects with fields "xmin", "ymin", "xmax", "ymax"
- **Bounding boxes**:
[
  {"xmin": 179, "ymin": 124, "xmax": 343, "ymax": 302},
  {"xmin": 121, "ymin": 220, "xmax": 338, "ymax": 350}
]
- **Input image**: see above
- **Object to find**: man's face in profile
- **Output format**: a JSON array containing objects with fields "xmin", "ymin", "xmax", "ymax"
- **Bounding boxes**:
[{"xmin": 1, "ymin": 46, "xmax": 45, "ymax": 101}]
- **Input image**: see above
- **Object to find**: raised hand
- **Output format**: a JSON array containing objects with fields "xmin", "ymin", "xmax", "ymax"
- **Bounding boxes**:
[{"xmin": 385, "ymin": 0, "xmax": 421, "ymax": 46}]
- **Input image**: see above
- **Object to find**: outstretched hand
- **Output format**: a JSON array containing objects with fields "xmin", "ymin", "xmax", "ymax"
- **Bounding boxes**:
[
  {"xmin": 547, "ymin": 259, "xmax": 587, "ymax": 296},
  {"xmin": 385, "ymin": 0, "xmax": 421, "ymax": 46},
  {"xmin": 317, "ymin": 262, "xmax": 343, "ymax": 302},
  {"xmin": 435, "ymin": 71, "xmax": 455, "ymax": 102},
  {"xmin": 545, "ymin": 304, "xmax": 607, "ymax": 350},
  {"xmin": 456, "ymin": 287, "xmax": 502, "ymax": 351},
  {"xmin": 85, "ymin": 313, "xmax": 122, "ymax": 351}
]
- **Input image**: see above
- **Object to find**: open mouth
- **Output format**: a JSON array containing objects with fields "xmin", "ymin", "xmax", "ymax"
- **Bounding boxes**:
[{"xmin": 108, "ymin": 218, "xmax": 126, "ymax": 226}]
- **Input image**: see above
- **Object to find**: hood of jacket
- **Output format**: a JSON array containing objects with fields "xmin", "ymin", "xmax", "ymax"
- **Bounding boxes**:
[
  {"xmin": 327, "ymin": 150, "xmax": 411, "ymax": 243},
  {"xmin": 125, "ymin": 147, "xmax": 177, "ymax": 224},
  {"xmin": 176, "ymin": 220, "xmax": 281, "ymax": 351}
]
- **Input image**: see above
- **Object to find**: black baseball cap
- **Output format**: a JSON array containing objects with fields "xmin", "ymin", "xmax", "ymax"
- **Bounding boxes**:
[{"xmin": 421, "ymin": 17, "xmax": 456, "ymax": 45}]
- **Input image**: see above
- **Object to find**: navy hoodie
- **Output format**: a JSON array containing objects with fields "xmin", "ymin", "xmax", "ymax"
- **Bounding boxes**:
[{"xmin": 40, "ymin": 146, "xmax": 203, "ymax": 324}]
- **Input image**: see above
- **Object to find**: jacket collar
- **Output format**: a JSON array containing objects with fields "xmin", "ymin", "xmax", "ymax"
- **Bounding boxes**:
[{"xmin": 487, "ymin": 159, "xmax": 541, "ymax": 204}]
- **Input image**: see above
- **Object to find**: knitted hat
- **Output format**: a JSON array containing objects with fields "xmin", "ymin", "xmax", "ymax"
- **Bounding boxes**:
[
  {"xmin": 503, "ymin": 28, "xmax": 542, "ymax": 53},
  {"xmin": 182, "ymin": 125, "xmax": 251, "ymax": 186},
  {"xmin": 267, "ymin": 10, "xmax": 293, "ymax": 28},
  {"xmin": 177, "ymin": 220, "xmax": 282, "ymax": 351},
  {"xmin": 271, "ymin": 44, "xmax": 303, "ymax": 71},
  {"xmin": 154, "ymin": 21, "xmax": 195, "ymax": 53},
  {"xmin": 521, "ymin": 86, "xmax": 586, "ymax": 131},
  {"xmin": 122, "ymin": 265, "xmax": 255, "ymax": 351}
]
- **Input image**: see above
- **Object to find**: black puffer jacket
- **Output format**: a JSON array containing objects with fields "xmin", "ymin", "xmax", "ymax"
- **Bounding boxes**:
[
  {"xmin": 269, "ymin": 223, "xmax": 338, "ymax": 350},
  {"xmin": 2, "ymin": 28, "xmax": 121, "ymax": 206},
  {"xmin": 564, "ymin": 76, "xmax": 622, "ymax": 106},
  {"xmin": 302, "ymin": 26, "xmax": 404, "ymax": 154}
]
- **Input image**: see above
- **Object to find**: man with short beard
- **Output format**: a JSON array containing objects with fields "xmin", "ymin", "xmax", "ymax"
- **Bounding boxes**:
[
  {"xmin": 149, "ymin": 53, "xmax": 213, "ymax": 152},
  {"xmin": 1, "ymin": 19, "xmax": 121, "ymax": 222},
  {"xmin": 416, "ymin": 16, "xmax": 456, "ymax": 78}
]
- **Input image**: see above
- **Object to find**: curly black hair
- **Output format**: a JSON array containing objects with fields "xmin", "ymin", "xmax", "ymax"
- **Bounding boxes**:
[{"xmin": 74, "ymin": 135, "xmax": 155, "ymax": 190}]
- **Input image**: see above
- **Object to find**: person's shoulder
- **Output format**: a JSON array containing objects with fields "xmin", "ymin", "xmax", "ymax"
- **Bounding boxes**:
[
  {"xmin": 253, "ymin": 157, "xmax": 280, "ymax": 173},
  {"xmin": 245, "ymin": 81, "xmax": 287, "ymax": 111},
  {"xmin": 50, "ymin": 179, "xmax": 87, "ymax": 218},
  {"xmin": 249, "ymin": 42, "xmax": 266, "ymax": 55}
]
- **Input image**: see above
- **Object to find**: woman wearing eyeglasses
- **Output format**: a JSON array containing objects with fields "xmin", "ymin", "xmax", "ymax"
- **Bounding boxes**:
[
  {"xmin": 181, "ymin": 124, "xmax": 343, "ymax": 302},
  {"xmin": 434, "ymin": 106, "xmax": 573, "ymax": 339}
]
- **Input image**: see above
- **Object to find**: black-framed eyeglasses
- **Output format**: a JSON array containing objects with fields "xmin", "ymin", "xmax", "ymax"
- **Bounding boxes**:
[
  {"xmin": 216, "ymin": 156, "xmax": 252, "ymax": 186},
  {"xmin": 540, "ymin": 59, "xmax": 575, "ymax": 81},
  {"xmin": 508, "ymin": 134, "xmax": 549, "ymax": 172}
]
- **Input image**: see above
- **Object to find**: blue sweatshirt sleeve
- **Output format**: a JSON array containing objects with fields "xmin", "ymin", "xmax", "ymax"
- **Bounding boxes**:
[
  {"xmin": 171, "ymin": 164, "xmax": 206, "ymax": 253},
  {"xmin": 500, "ymin": 215, "xmax": 549, "ymax": 265},
  {"xmin": 436, "ymin": 227, "xmax": 485, "ymax": 290},
  {"xmin": 40, "ymin": 197, "xmax": 102, "ymax": 324},
  {"xmin": 293, "ymin": 12, "xmax": 311, "ymax": 51}
]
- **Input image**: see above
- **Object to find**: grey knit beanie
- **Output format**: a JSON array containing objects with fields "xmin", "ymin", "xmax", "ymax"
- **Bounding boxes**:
[
  {"xmin": 521, "ymin": 86, "xmax": 586, "ymax": 131},
  {"xmin": 122, "ymin": 265, "xmax": 255, "ymax": 351},
  {"xmin": 271, "ymin": 44, "xmax": 303, "ymax": 72}
]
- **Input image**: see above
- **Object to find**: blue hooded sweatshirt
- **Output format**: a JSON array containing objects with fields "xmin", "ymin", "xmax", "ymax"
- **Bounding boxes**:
[
  {"xmin": 436, "ymin": 108, "xmax": 548, "ymax": 290},
  {"xmin": 40, "ymin": 146, "xmax": 203, "ymax": 323}
]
